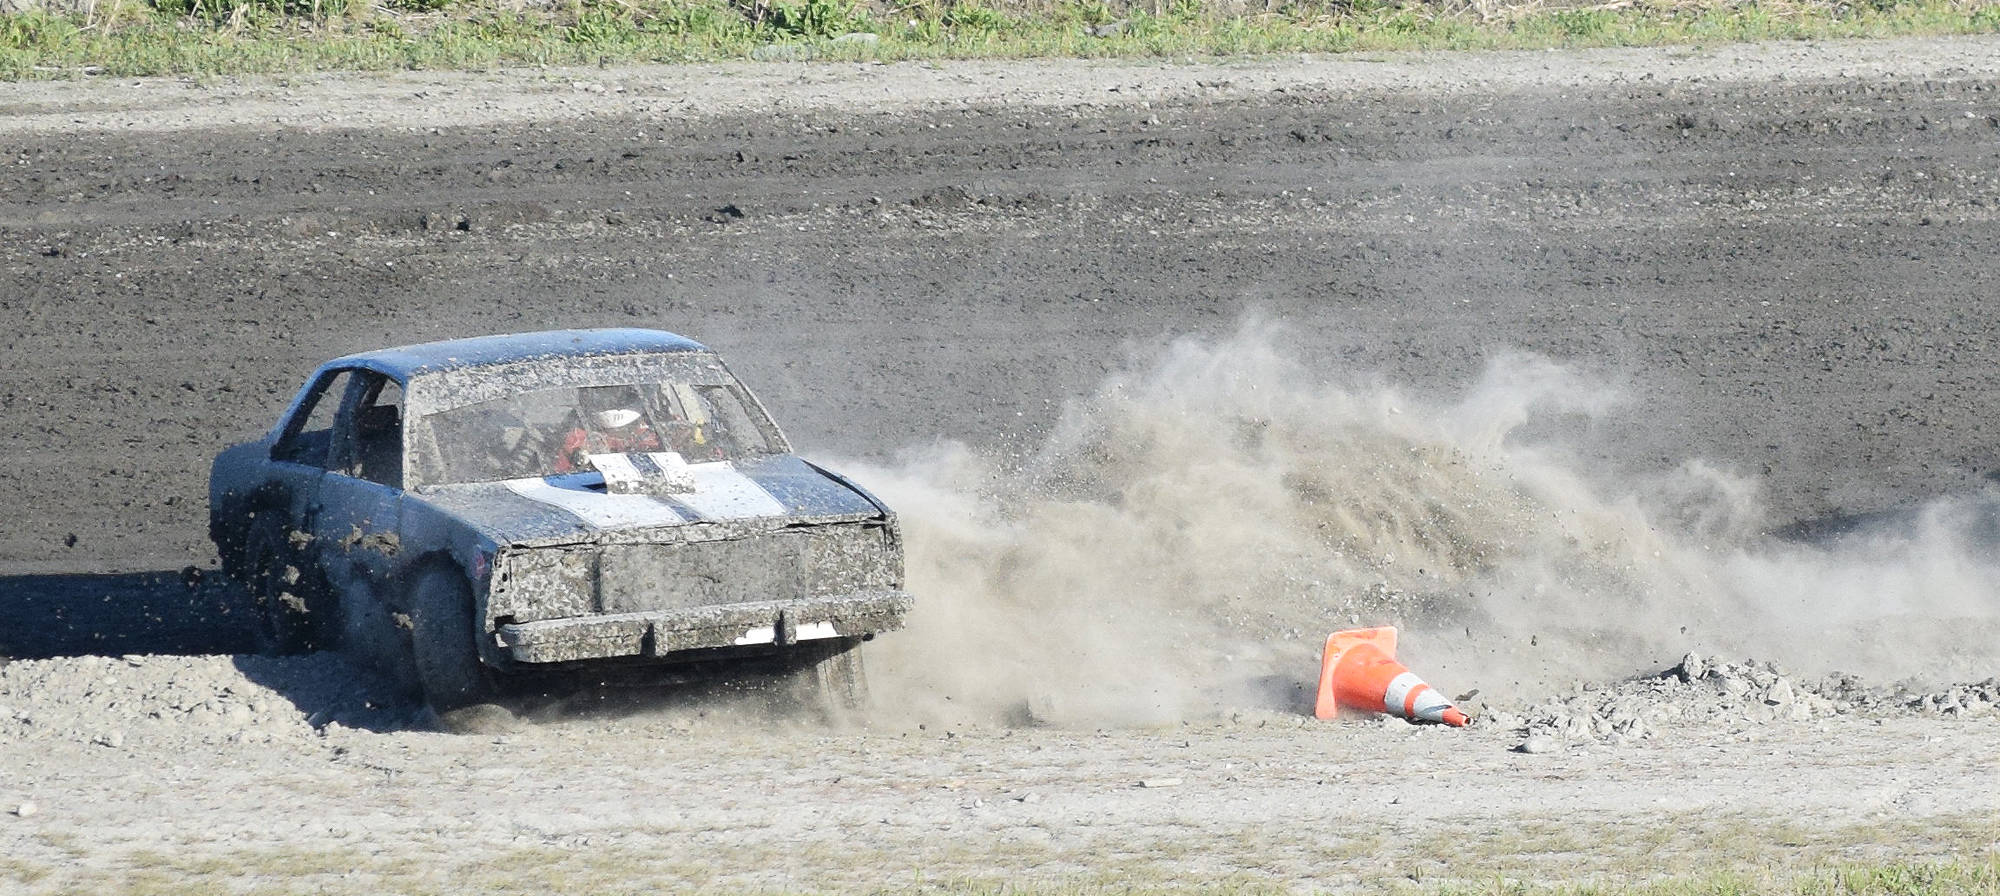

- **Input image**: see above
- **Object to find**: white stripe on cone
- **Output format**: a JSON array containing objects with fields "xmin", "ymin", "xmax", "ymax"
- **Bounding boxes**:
[
  {"xmin": 1380, "ymin": 670, "xmax": 1457, "ymax": 724},
  {"xmin": 1381, "ymin": 672, "xmax": 1423, "ymax": 716},
  {"xmin": 1405, "ymin": 686, "xmax": 1458, "ymax": 725}
]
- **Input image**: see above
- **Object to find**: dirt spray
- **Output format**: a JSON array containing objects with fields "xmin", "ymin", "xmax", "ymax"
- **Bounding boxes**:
[{"xmin": 851, "ymin": 320, "xmax": 2000, "ymax": 726}]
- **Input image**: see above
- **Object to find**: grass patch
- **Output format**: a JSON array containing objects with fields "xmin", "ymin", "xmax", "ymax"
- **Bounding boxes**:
[
  {"xmin": 10, "ymin": 820, "xmax": 1999, "ymax": 896},
  {"xmin": 1400, "ymin": 812, "xmax": 2000, "ymax": 890},
  {"xmin": 0, "ymin": 0, "xmax": 1996, "ymax": 78},
  {"xmin": 1420, "ymin": 858, "xmax": 2000, "ymax": 895},
  {"xmin": 18, "ymin": 854, "xmax": 2000, "ymax": 895}
]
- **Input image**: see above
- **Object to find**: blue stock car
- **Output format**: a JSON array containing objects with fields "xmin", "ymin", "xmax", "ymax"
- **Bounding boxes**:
[{"xmin": 210, "ymin": 329, "xmax": 911, "ymax": 712}]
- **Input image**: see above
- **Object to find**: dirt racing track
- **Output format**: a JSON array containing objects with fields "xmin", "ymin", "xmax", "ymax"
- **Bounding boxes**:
[{"xmin": 1, "ymin": 37, "xmax": 1999, "ymax": 892}]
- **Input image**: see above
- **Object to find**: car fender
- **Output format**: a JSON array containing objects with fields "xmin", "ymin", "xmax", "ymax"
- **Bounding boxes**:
[
  {"xmin": 799, "ymin": 459, "xmax": 896, "ymax": 520},
  {"xmin": 393, "ymin": 498, "xmax": 504, "ymax": 667},
  {"xmin": 209, "ymin": 439, "xmax": 285, "ymax": 573}
]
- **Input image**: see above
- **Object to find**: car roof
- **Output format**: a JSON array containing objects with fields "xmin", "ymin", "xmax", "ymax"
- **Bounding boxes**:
[{"xmin": 330, "ymin": 329, "xmax": 712, "ymax": 381}]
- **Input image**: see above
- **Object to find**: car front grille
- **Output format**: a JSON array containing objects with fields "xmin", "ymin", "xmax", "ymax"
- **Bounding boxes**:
[{"xmin": 597, "ymin": 524, "xmax": 897, "ymax": 614}]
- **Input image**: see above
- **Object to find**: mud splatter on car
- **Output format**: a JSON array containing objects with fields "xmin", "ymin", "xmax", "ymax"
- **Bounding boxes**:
[{"xmin": 209, "ymin": 328, "xmax": 911, "ymax": 713}]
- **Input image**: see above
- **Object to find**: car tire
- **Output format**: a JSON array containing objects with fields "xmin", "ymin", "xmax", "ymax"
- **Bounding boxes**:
[
  {"xmin": 791, "ymin": 637, "xmax": 870, "ymax": 724},
  {"xmin": 406, "ymin": 566, "xmax": 495, "ymax": 714},
  {"xmin": 241, "ymin": 514, "xmax": 318, "ymax": 655}
]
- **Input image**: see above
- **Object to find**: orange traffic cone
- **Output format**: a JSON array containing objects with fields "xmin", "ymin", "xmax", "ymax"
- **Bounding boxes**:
[{"xmin": 1314, "ymin": 626, "xmax": 1469, "ymax": 727}]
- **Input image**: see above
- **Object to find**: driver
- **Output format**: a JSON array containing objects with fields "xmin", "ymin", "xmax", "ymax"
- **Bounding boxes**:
[{"xmin": 554, "ymin": 385, "xmax": 665, "ymax": 473}]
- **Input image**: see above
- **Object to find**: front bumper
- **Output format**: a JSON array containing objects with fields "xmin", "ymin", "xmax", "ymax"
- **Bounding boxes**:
[{"xmin": 493, "ymin": 589, "xmax": 913, "ymax": 664}]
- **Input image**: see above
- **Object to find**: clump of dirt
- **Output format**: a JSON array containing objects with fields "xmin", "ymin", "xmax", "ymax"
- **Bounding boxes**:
[{"xmin": 1478, "ymin": 652, "xmax": 1999, "ymax": 750}]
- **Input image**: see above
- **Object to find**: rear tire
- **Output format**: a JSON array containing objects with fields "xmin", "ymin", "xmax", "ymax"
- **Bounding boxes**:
[
  {"xmin": 406, "ymin": 566, "xmax": 495, "ymax": 714},
  {"xmin": 240, "ymin": 515, "xmax": 320, "ymax": 655}
]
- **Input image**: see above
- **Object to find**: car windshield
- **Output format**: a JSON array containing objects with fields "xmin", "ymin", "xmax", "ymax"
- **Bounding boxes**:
[{"xmin": 413, "ymin": 380, "xmax": 782, "ymax": 485}]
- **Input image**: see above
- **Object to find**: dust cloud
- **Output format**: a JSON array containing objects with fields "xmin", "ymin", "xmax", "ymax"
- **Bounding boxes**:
[{"xmin": 849, "ymin": 321, "xmax": 2000, "ymax": 727}]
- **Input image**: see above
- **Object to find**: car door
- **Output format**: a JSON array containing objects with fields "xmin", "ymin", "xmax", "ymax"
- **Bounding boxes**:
[
  {"xmin": 305, "ymin": 370, "xmax": 408, "ymax": 619},
  {"xmin": 264, "ymin": 368, "xmax": 357, "ymax": 545}
]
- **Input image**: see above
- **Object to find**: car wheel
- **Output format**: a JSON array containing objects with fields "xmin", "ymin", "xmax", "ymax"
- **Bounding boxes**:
[
  {"xmin": 241, "ymin": 515, "xmax": 317, "ymax": 655},
  {"xmin": 790, "ymin": 637, "xmax": 870, "ymax": 724},
  {"xmin": 406, "ymin": 566, "xmax": 495, "ymax": 714}
]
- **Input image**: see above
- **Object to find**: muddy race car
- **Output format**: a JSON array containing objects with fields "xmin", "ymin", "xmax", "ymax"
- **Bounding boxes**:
[{"xmin": 210, "ymin": 329, "xmax": 912, "ymax": 713}]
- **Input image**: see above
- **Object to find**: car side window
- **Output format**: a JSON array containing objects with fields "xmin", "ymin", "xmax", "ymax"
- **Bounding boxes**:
[
  {"xmin": 343, "ymin": 376, "xmax": 405, "ymax": 489},
  {"xmin": 273, "ymin": 370, "xmax": 354, "ymax": 468}
]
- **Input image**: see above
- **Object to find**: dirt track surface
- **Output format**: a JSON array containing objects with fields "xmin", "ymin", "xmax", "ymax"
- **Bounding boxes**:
[
  {"xmin": 3, "ymin": 37, "xmax": 2000, "ymax": 891},
  {"xmin": 7, "ymin": 36, "xmax": 2000, "ymax": 576}
]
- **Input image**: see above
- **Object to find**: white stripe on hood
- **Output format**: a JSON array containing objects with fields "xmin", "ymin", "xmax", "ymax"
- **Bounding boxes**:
[
  {"xmin": 678, "ymin": 461, "xmax": 790, "ymax": 520},
  {"xmin": 503, "ymin": 460, "xmax": 788, "ymax": 530},
  {"xmin": 504, "ymin": 477, "xmax": 688, "ymax": 529}
]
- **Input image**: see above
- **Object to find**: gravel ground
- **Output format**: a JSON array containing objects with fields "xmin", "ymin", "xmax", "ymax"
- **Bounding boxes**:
[{"xmin": 2, "ymin": 36, "xmax": 1999, "ymax": 892}]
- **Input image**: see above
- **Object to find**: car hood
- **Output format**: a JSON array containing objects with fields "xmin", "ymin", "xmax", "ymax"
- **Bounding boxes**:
[{"xmin": 415, "ymin": 454, "xmax": 888, "ymax": 546}]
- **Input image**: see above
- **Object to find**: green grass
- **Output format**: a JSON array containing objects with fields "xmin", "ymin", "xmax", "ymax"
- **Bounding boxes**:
[
  {"xmin": 0, "ymin": 0, "xmax": 1997, "ymax": 79},
  {"xmin": 13, "ymin": 856, "xmax": 2000, "ymax": 895},
  {"xmin": 11, "ymin": 810, "xmax": 1996, "ymax": 895},
  {"xmin": 1417, "ymin": 859, "xmax": 2000, "ymax": 895}
]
